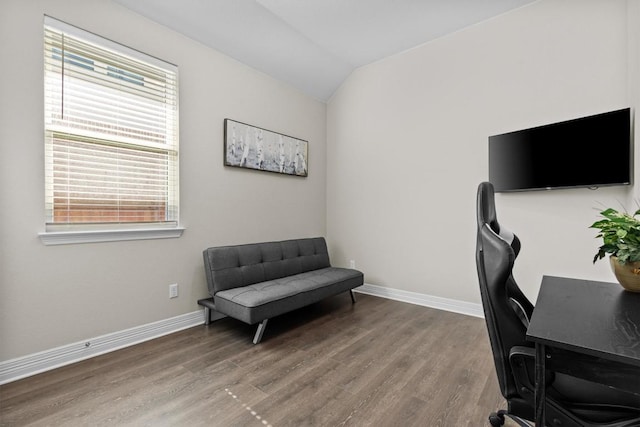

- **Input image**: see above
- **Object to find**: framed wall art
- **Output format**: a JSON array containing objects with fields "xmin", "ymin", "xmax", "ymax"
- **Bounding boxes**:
[{"xmin": 224, "ymin": 119, "xmax": 308, "ymax": 177}]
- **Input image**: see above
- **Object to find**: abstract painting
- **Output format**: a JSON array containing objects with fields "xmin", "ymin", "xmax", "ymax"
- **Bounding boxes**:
[{"xmin": 224, "ymin": 119, "xmax": 308, "ymax": 177}]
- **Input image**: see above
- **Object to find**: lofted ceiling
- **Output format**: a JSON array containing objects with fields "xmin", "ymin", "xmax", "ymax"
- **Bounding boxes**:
[{"xmin": 114, "ymin": 0, "xmax": 537, "ymax": 101}]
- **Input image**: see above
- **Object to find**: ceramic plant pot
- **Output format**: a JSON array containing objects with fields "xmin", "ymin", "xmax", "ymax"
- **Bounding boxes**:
[{"xmin": 609, "ymin": 256, "xmax": 640, "ymax": 292}]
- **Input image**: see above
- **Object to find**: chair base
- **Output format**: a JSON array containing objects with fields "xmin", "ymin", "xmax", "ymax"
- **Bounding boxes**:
[
  {"xmin": 489, "ymin": 398, "xmax": 535, "ymax": 427},
  {"xmin": 489, "ymin": 410, "xmax": 533, "ymax": 427},
  {"xmin": 488, "ymin": 410, "xmax": 505, "ymax": 426}
]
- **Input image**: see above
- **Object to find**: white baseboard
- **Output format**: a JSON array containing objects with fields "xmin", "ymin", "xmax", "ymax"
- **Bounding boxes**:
[
  {"xmin": 355, "ymin": 283, "xmax": 484, "ymax": 318},
  {"xmin": 0, "ymin": 310, "xmax": 204, "ymax": 385},
  {"xmin": 0, "ymin": 285, "xmax": 482, "ymax": 385}
]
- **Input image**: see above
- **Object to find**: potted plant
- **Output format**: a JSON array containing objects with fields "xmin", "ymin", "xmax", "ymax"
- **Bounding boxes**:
[{"xmin": 590, "ymin": 207, "xmax": 640, "ymax": 292}]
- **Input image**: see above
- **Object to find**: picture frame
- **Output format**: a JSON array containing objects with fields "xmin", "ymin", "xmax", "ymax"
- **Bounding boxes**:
[{"xmin": 224, "ymin": 119, "xmax": 308, "ymax": 177}]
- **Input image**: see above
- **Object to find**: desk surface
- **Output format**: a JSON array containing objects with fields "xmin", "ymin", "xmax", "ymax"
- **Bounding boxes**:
[{"xmin": 526, "ymin": 275, "xmax": 640, "ymax": 367}]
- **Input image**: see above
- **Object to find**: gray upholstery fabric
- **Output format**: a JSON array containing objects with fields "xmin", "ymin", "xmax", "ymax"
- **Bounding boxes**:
[
  {"xmin": 202, "ymin": 237, "xmax": 363, "ymax": 325},
  {"xmin": 203, "ymin": 237, "xmax": 331, "ymax": 294},
  {"xmin": 215, "ymin": 267, "xmax": 363, "ymax": 324}
]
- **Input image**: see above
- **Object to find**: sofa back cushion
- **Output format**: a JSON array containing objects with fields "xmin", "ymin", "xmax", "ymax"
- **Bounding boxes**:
[{"xmin": 203, "ymin": 237, "xmax": 331, "ymax": 295}]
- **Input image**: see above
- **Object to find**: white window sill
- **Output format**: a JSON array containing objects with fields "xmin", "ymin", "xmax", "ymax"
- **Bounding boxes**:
[{"xmin": 38, "ymin": 227, "xmax": 185, "ymax": 245}]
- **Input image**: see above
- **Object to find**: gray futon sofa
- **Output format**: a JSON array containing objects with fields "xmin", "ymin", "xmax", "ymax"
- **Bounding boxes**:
[{"xmin": 198, "ymin": 237, "xmax": 363, "ymax": 344}]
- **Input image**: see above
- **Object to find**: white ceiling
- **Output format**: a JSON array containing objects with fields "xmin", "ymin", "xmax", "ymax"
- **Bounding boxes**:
[{"xmin": 114, "ymin": 0, "xmax": 536, "ymax": 101}]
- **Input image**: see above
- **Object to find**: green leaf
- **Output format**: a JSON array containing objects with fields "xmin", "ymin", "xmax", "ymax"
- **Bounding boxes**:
[
  {"xmin": 590, "ymin": 219, "xmax": 611, "ymax": 229},
  {"xmin": 590, "ymin": 206, "xmax": 640, "ymax": 265},
  {"xmin": 600, "ymin": 208, "xmax": 624, "ymax": 220}
]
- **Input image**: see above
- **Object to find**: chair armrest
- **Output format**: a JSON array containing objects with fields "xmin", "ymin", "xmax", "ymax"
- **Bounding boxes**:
[
  {"xmin": 509, "ymin": 345, "xmax": 535, "ymax": 360},
  {"xmin": 509, "ymin": 346, "xmax": 535, "ymax": 390},
  {"xmin": 508, "ymin": 345, "xmax": 554, "ymax": 403}
]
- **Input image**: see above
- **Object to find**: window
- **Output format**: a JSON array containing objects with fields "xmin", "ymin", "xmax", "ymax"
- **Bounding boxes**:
[{"xmin": 42, "ymin": 17, "xmax": 180, "ymax": 244}]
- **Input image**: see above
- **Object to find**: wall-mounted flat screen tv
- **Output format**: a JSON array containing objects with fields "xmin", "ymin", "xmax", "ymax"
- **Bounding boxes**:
[{"xmin": 489, "ymin": 108, "xmax": 631, "ymax": 192}]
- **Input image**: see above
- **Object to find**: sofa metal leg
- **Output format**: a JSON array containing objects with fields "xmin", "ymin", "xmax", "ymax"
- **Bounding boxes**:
[
  {"xmin": 253, "ymin": 319, "xmax": 269, "ymax": 344},
  {"xmin": 204, "ymin": 307, "xmax": 211, "ymax": 325},
  {"xmin": 350, "ymin": 290, "xmax": 356, "ymax": 304}
]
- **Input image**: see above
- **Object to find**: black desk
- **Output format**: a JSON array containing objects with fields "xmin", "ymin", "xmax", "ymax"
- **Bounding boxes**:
[{"xmin": 526, "ymin": 275, "xmax": 640, "ymax": 426}]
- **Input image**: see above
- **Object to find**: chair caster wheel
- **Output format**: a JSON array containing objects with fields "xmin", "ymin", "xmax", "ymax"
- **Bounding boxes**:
[{"xmin": 489, "ymin": 411, "xmax": 505, "ymax": 426}]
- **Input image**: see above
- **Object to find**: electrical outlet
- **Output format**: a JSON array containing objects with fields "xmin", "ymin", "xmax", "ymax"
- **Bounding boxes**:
[
  {"xmin": 169, "ymin": 283, "xmax": 178, "ymax": 299},
  {"xmin": 349, "ymin": 260, "xmax": 356, "ymax": 269}
]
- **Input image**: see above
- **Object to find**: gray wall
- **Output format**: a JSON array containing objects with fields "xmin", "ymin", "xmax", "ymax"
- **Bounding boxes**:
[
  {"xmin": 327, "ymin": 0, "xmax": 638, "ymax": 304},
  {"xmin": 0, "ymin": 0, "xmax": 327, "ymax": 361}
]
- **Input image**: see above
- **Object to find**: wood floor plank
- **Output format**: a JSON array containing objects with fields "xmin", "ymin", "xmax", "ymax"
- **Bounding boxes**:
[
  {"xmin": 0, "ymin": 294, "xmax": 507, "ymax": 426},
  {"xmin": 329, "ymin": 354, "xmax": 431, "ymax": 426}
]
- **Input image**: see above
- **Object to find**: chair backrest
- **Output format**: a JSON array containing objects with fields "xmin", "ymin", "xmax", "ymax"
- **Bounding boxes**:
[
  {"xmin": 475, "ymin": 182, "xmax": 533, "ymax": 399},
  {"xmin": 476, "ymin": 181, "xmax": 519, "ymax": 255}
]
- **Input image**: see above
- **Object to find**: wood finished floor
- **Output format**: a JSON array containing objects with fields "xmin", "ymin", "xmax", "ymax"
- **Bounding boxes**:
[{"xmin": 0, "ymin": 294, "xmax": 509, "ymax": 426}]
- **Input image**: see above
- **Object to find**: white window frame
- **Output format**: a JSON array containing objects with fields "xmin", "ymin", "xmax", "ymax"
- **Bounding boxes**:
[{"xmin": 39, "ymin": 16, "xmax": 183, "ymax": 245}]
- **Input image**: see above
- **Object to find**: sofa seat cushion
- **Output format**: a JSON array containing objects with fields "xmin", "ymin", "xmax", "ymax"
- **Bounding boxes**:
[{"xmin": 214, "ymin": 267, "xmax": 363, "ymax": 324}]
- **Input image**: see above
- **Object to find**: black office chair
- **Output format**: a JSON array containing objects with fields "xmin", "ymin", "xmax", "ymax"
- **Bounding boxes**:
[{"xmin": 475, "ymin": 181, "xmax": 640, "ymax": 427}]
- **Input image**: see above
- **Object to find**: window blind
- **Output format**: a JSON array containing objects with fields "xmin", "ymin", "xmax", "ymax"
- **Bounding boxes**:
[{"xmin": 44, "ymin": 16, "xmax": 179, "ymax": 228}]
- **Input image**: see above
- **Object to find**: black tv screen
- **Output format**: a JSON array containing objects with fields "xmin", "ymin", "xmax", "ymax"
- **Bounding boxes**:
[{"xmin": 489, "ymin": 108, "xmax": 631, "ymax": 192}]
